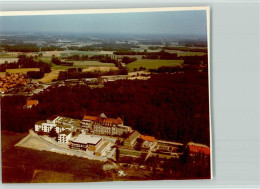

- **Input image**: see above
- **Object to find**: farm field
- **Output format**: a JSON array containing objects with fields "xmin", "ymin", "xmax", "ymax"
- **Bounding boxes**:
[
  {"xmin": 82, "ymin": 66, "xmax": 119, "ymax": 73},
  {"xmin": 38, "ymin": 57, "xmax": 116, "ymax": 70},
  {"xmin": 39, "ymin": 70, "xmax": 61, "ymax": 83},
  {"xmin": 127, "ymin": 59, "xmax": 183, "ymax": 72},
  {"xmin": 165, "ymin": 50, "xmax": 206, "ymax": 56},
  {"xmin": 5, "ymin": 68, "xmax": 40, "ymax": 74},
  {"xmin": 0, "ymin": 58, "xmax": 19, "ymax": 64},
  {"xmin": 72, "ymin": 61, "xmax": 115, "ymax": 68},
  {"xmin": 38, "ymin": 49, "xmax": 113, "ymax": 57}
]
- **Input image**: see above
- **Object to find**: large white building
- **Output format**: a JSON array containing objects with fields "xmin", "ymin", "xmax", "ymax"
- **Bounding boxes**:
[{"xmin": 34, "ymin": 115, "xmax": 80, "ymax": 143}]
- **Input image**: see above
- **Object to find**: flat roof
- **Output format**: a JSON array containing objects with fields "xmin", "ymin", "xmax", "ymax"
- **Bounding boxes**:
[
  {"xmin": 60, "ymin": 129, "xmax": 71, "ymax": 136},
  {"xmin": 158, "ymin": 140, "xmax": 183, "ymax": 146},
  {"xmin": 96, "ymin": 141, "xmax": 110, "ymax": 153},
  {"xmin": 72, "ymin": 134, "xmax": 102, "ymax": 145},
  {"xmin": 56, "ymin": 116, "xmax": 81, "ymax": 126}
]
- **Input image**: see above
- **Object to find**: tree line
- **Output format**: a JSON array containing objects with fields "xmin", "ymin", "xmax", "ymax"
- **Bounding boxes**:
[
  {"xmin": 0, "ymin": 55, "xmax": 51, "ymax": 75},
  {"xmin": 1, "ymin": 72, "xmax": 210, "ymax": 146},
  {"xmin": 1, "ymin": 44, "xmax": 65, "ymax": 52}
]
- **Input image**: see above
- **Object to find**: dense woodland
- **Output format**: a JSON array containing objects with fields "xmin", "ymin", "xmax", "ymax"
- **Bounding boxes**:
[{"xmin": 1, "ymin": 72, "xmax": 210, "ymax": 146}]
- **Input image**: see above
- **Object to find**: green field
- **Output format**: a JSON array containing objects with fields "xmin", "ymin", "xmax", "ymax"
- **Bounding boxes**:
[
  {"xmin": 60, "ymin": 50, "xmax": 113, "ymax": 57},
  {"xmin": 6, "ymin": 68, "xmax": 40, "ymax": 74},
  {"xmin": 165, "ymin": 50, "xmax": 206, "ymax": 57},
  {"xmin": 127, "ymin": 59, "xmax": 184, "ymax": 72},
  {"xmin": 72, "ymin": 61, "xmax": 115, "ymax": 68},
  {"xmin": 38, "ymin": 58, "xmax": 115, "ymax": 70}
]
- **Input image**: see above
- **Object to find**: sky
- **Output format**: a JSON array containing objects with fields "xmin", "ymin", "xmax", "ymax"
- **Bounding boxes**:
[{"xmin": 0, "ymin": 10, "xmax": 207, "ymax": 37}]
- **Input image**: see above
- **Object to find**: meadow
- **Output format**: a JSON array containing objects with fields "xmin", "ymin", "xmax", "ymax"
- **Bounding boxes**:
[
  {"xmin": 5, "ymin": 68, "xmax": 40, "ymax": 74},
  {"xmin": 165, "ymin": 50, "xmax": 206, "ymax": 57},
  {"xmin": 127, "ymin": 59, "xmax": 184, "ymax": 72}
]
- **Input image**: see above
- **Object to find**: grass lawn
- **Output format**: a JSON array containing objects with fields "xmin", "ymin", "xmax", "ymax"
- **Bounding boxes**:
[{"xmin": 127, "ymin": 59, "xmax": 184, "ymax": 72}]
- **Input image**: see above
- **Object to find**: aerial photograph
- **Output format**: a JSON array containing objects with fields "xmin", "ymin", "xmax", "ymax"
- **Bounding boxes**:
[{"xmin": 0, "ymin": 8, "xmax": 211, "ymax": 183}]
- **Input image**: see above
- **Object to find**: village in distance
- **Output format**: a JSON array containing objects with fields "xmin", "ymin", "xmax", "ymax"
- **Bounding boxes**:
[{"xmin": 1, "ymin": 10, "xmax": 211, "ymax": 183}]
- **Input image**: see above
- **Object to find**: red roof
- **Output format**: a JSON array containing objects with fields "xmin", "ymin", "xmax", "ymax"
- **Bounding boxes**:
[
  {"xmin": 83, "ymin": 114, "xmax": 123, "ymax": 125},
  {"xmin": 27, "ymin": 100, "xmax": 39, "ymax": 106},
  {"xmin": 99, "ymin": 117, "xmax": 123, "ymax": 125},
  {"xmin": 141, "ymin": 135, "xmax": 155, "ymax": 142},
  {"xmin": 187, "ymin": 142, "xmax": 210, "ymax": 155},
  {"xmin": 83, "ymin": 115, "xmax": 98, "ymax": 121}
]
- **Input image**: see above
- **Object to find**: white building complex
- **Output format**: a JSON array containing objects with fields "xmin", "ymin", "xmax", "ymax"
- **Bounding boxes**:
[{"xmin": 34, "ymin": 115, "xmax": 113, "ymax": 157}]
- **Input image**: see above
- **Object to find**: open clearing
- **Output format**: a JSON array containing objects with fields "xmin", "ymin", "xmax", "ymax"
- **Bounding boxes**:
[
  {"xmin": 37, "ymin": 57, "xmax": 116, "ymax": 70},
  {"xmin": 39, "ymin": 70, "xmax": 61, "ymax": 83},
  {"xmin": 165, "ymin": 50, "xmax": 206, "ymax": 56},
  {"xmin": 82, "ymin": 66, "xmax": 119, "ymax": 73},
  {"xmin": 72, "ymin": 61, "xmax": 115, "ymax": 68},
  {"xmin": 127, "ymin": 59, "xmax": 183, "ymax": 72},
  {"xmin": 0, "ymin": 58, "xmax": 19, "ymax": 64},
  {"xmin": 6, "ymin": 68, "xmax": 40, "ymax": 74}
]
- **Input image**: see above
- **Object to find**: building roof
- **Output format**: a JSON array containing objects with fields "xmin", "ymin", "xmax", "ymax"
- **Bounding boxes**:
[
  {"xmin": 187, "ymin": 142, "xmax": 210, "ymax": 155},
  {"xmin": 83, "ymin": 115, "xmax": 99, "ymax": 121},
  {"xmin": 56, "ymin": 116, "xmax": 80, "ymax": 126},
  {"xmin": 35, "ymin": 120, "xmax": 46, "ymax": 125},
  {"xmin": 141, "ymin": 135, "xmax": 155, "ymax": 142},
  {"xmin": 158, "ymin": 140, "xmax": 183, "ymax": 146},
  {"xmin": 99, "ymin": 113, "xmax": 107, "ymax": 118},
  {"xmin": 96, "ymin": 141, "xmax": 110, "ymax": 153},
  {"xmin": 72, "ymin": 134, "xmax": 102, "ymax": 145},
  {"xmin": 127, "ymin": 130, "xmax": 140, "ymax": 141},
  {"xmin": 99, "ymin": 117, "xmax": 123, "ymax": 125},
  {"xmin": 187, "ymin": 142, "xmax": 209, "ymax": 148},
  {"xmin": 56, "ymin": 124, "xmax": 71, "ymax": 128},
  {"xmin": 26, "ymin": 99, "xmax": 39, "ymax": 106},
  {"xmin": 83, "ymin": 113, "xmax": 123, "ymax": 126},
  {"xmin": 59, "ymin": 129, "xmax": 71, "ymax": 136}
]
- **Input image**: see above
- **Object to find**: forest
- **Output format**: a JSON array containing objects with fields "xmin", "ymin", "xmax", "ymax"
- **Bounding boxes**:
[
  {"xmin": 0, "ymin": 55, "xmax": 51, "ymax": 73},
  {"xmin": 1, "ymin": 72, "xmax": 210, "ymax": 146}
]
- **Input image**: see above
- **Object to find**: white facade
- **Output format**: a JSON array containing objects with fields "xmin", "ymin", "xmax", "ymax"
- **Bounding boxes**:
[
  {"xmin": 58, "ymin": 132, "xmax": 72, "ymax": 144},
  {"xmin": 35, "ymin": 121, "xmax": 56, "ymax": 133},
  {"xmin": 41, "ymin": 123, "xmax": 56, "ymax": 133}
]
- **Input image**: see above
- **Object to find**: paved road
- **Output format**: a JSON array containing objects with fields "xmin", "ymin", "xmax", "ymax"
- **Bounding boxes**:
[{"xmin": 17, "ymin": 130, "xmax": 107, "ymax": 161}]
